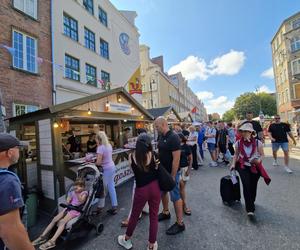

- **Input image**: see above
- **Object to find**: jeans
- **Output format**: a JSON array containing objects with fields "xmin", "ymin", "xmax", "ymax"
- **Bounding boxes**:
[
  {"xmin": 126, "ymin": 180, "xmax": 160, "ymax": 244},
  {"xmin": 169, "ymin": 171, "xmax": 181, "ymax": 202},
  {"xmin": 98, "ymin": 167, "xmax": 118, "ymax": 208},
  {"xmin": 237, "ymin": 166, "xmax": 260, "ymax": 213}
]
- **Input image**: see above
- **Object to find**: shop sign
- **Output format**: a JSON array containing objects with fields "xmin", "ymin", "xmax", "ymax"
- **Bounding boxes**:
[
  {"xmin": 106, "ymin": 102, "xmax": 131, "ymax": 114},
  {"xmin": 114, "ymin": 160, "xmax": 133, "ymax": 186}
]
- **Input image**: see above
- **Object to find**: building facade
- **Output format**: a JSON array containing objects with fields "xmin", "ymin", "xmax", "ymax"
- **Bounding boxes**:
[
  {"xmin": 0, "ymin": 0, "xmax": 52, "ymax": 119},
  {"xmin": 52, "ymin": 0, "xmax": 140, "ymax": 104},
  {"xmin": 272, "ymin": 11, "xmax": 300, "ymax": 123}
]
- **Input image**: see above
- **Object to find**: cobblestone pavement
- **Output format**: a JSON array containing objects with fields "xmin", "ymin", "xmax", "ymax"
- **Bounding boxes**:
[{"xmin": 48, "ymin": 142, "xmax": 300, "ymax": 250}]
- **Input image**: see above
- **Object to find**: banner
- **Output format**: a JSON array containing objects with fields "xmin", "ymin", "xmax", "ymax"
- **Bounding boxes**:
[{"xmin": 128, "ymin": 67, "xmax": 142, "ymax": 95}]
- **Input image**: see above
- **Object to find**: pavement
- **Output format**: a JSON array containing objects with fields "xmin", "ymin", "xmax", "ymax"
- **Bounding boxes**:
[{"xmin": 32, "ymin": 141, "xmax": 300, "ymax": 250}]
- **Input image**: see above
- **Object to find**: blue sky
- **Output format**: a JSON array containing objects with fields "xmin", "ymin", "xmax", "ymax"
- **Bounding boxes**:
[{"xmin": 111, "ymin": 0, "xmax": 300, "ymax": 114}]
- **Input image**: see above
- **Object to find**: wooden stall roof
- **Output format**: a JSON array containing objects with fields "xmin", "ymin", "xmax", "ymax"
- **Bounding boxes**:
[
  {"xmin": 9, "ymin": 88, "xmax": 154, "ymax": 124},
  {"xmin": 147, "ymin": 106, "xmax": 181, "ymax": 121}
]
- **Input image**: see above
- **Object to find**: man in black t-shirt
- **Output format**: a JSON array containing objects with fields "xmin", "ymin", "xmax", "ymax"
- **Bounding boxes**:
[
  {"xmin": 268, "ymin": 115, "xmax": 297, "ymax": 174},
  {"xmin": 241, "ymin": 111, "xmax": 264, "ymax": 142},
  {"xmin": 217, "ymin": 121, "xmax": 229, "ymax": 164},
  {"xmin": 87, "ymin": 133, "xmax": 97, "ymax": 153},
  {"xmin": 0, "ymin": 133, "xmax": 33, "ymax": 250},
  {"xmin": 155, "ymin": 117, "xmax": 185, "ymax": 235}
]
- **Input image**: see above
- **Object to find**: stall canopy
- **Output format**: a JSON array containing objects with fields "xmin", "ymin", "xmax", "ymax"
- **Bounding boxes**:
[
  {"xmin": 147, "ymin": 106, "xmax": 181, "ymax": 122},
  {"xmin": 178, "ymin": 111, "xmax": 194, "ymax": 123}
]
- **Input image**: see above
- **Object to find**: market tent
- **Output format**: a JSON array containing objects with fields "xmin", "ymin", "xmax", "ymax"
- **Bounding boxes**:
[
  {"xmin": 147, "ymin": 106, "xmax": 181, "ymax": 122},
  {"xmin": 178, "ymin": 111, "xmax": 194, "ymax": 123}
]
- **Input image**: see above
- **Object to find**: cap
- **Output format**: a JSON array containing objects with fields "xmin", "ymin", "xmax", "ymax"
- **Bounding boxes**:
[
  {"xmin": 0, "ymin": 133, "xmax": 25, "ymax": 152},
  {"xmin": 238, "ymin": 123, "xmax": 255, "ymax": 132},
  {"xmin": 136, "ymin": 133, "xmax": 152, "ymax": 149}
]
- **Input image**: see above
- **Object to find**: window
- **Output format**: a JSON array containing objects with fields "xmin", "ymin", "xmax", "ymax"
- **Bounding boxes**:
[
  {"xmin": 84, "ymin": 28, "xmax": 95, "ymax": 51},
  {"xmin": 13, "ymin": 30, "xmax": 37, "ymax": 73},
  {"xmin": 291, "ymin": 36, "xmax": 300, "ymax": 52},
  {"xmin": 292, "ymin": 18, "xmax": 300, "ymax": 29},
  {"xmin": 291, "ymin": 59, "xmax": 300, "ymax": 76},
  {"xmin": 101, "ymin": 70, "xmax": 110, "ymax": 83},
  {"xmin": 83, "ymin": 0, "xmax": 94, "ymax": 15},
  {"xmin": 85, "ymin": 64, "xmax": 96, "ymax": 86},
  {"xmin": 13, "ymin": 0, "xmax": 37, "ymax": 19},
  {"xmin": 63, "ymin": 14, "xmax": 78, "ymax": 41},
  {"xmin": 65, "ymin": 54, "xmax": 80, "ymax": 81},
  {"xmin": 98, "ymin": 7, "xmax": 108, "ymax": 27},
  {"xmin": 100, "ymin": 39, "xmax": 109, "ymax": 59},
  {"xmin": 14, "ymin": 103, "xmax": 39, "ymax": 116}
]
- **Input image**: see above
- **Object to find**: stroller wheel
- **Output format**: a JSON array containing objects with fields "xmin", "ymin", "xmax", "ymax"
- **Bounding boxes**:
[{"xmin": 95, "ymin": 223, "xmax": 104, "ymax": 235}]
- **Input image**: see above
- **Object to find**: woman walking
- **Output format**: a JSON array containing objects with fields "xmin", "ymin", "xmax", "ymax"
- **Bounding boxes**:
[
  {"xmin": 230, "ymin": 123, "xmax": 271, "ymax": 220},
  {"xmin": 95, "ymin": 131, "xmax": 118, "ymax": 215},
  {"xmin": 118, "ymin": 134, "xmax": 160, "ymax": 250}
]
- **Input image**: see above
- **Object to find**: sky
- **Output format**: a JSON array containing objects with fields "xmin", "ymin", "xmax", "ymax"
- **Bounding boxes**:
[{"xmin": 111, "ymin": 0, "xmax": 300, "ymax": 115}]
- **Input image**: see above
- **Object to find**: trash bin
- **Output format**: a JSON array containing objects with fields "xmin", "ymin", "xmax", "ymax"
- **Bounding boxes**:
[{"xmin": 26, "ymin": 191, "xmax": 38, "ymax": 227}]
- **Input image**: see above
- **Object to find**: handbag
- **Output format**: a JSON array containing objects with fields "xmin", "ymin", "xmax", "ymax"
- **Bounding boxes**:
[{"xmin": 153, "ymin": 155, "xmax": 176, "ymax": 192}]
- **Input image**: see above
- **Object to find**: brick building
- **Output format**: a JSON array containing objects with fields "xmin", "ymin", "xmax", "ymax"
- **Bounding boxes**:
[{"xmin": 0, "ymin": 0, "xmax": 52, "ymax": 120}]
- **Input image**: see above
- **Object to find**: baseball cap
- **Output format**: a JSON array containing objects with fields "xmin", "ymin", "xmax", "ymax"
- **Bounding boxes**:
[{"xmin": 0, "ymin": 133, "xmax": 25, "ymax": 152}]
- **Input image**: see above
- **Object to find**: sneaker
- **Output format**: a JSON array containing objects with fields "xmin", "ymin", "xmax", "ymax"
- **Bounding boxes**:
[
  {"xmin": 211, "ymin": 161, "xmax": 218, "ymax": 167},
  {"xmin": 158, "ymin": 211, "xmax": 171, "ymax": 221},
  {"xmin": 284, "ymin": 166, "xmax": 293, "ymax": 174},
  {"xmin": 272, "ymin": 161, "xmax": 279, "ymax": 166},
  {"xmin": 166, "ymin": 222, "xmax": 185, "ymax": 235},
  {"xmin": 147, "ymin": 241, "xmax": 158, "ymax": 250},
  {"xmin": 118, "ymin": 235, "xmax": 133, "ymax": 250},
  {"xmin": 247, "ymin": 212, "xmax": 255, "ymax": 221}
]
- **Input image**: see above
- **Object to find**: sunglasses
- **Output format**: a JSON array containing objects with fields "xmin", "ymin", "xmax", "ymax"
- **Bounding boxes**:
[{"xmin": 275, "ymin": 117, "xmax": 280, "ymax": 120}]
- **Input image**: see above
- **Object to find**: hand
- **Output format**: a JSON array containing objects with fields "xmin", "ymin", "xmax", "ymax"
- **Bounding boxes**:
[
  {"xmin": 230, "ymin": 164, "xmax": 235, "ymax": 171},
  {"xmin": 271, "ymin": 138, "xmax": 276, "ymax": 142},
  {"xmin": 293, "ymin": 140, "xmax": 297, "ymax": 146},
  {"xmin": 185, "ymin": 169, "xmax": 190, "ymax": 177}
]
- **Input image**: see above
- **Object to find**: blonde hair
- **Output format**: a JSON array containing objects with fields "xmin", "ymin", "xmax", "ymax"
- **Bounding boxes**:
[{"xmin": 96, "ymin": 131, "xmax": 110, "ymax": 146}]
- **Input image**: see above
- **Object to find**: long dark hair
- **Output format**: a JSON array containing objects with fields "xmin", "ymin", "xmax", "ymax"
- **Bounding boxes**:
[{"xmin": 135, "ymin": 134, "xmax": 153, "ymax": 172}]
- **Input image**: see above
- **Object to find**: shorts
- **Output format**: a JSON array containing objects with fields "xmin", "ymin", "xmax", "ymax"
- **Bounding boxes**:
[
  {"xmin": 272, "ymin": 142, "xmax": 289, "ymax": 152},
  {"xmin": 169, "ymin": 171, "xmax": 181, "ymax": 202},
  {"xmin": 63, "ymin": 208, "xmax": 81, "ymax": 218},
  {"xmin": 180, "ymin": 167, "xmax": 190, "ymax": 182},
  {"xmin": 218, "ymin": 144, "xmax": 227, "ymax": 154},
  {"xmin": 207, "ymin": 143, "xmax": 216, "ymax": 152}
]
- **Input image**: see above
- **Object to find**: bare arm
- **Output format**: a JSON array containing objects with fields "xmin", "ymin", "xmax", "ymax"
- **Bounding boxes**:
[
  {"xmin": 268, "ymin": 132, "xmax": 275, "ymax": 142},
  {"xmin": 96, "ymin": 153, "xmax": 103, "ymax": 166},
  {"xmin": 78, "ymin": 192, "xmax": 88, "ymax": 203},
  {"xmin": 230, "ymin": 144, "xmax": 239, "ymax": 170},
  {"xmin": 171, "ymin": 150, "xmax": 181, "ymax": 178},
  {"xmin": 0, "ymin": 209, "xmax": 34, "ymax": 250},
  {"xmin": 186, "ymin": 154, "xmax": 193, "ymax": 176},
  {"xmin": 258, "ymin": 142, "xmax": 264, "ymax": 157}
]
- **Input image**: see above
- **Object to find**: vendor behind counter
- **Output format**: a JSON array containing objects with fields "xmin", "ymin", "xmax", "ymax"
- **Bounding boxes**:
[
  {"xmin": 86, "ymin": 133, "xmax": 97, "ymax": 153},
  {"xmin": 66, "ymin": 128, "xmax": 82, "ymax": 153}
]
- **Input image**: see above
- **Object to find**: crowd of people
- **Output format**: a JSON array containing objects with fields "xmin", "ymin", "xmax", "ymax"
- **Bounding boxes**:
[{"xmin": 0, "ymin": 112, "xmax": 298, "ymax": 250}]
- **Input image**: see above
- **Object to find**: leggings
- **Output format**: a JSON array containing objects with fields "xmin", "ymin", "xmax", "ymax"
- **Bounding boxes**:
[
  {"xmin": 126, "ymin": 180, "xmax": 160, "ymax": 244},
  {"xmin": 97, "ymin": 167, "xmax": 118, "ymax": 208}
]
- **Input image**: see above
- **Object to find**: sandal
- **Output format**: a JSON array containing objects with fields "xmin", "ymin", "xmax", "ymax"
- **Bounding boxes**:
[
  {"xmin": 32, "ymin": 235, "xmax": 47, "ymax": 246},
  {"xmin": 184, "ymin": 207, "xmax": 192, "ymax": 216},
  {"xmin": 107, "ymin": 208, "xmax": 118, "ymax": 215},
  {"xmin": 121, "ymin": 219, "xmax": 129, "ymax": 227},
  {"xmin": 39, "ymin": 240, "xmax": 56, "ymax": 250}
]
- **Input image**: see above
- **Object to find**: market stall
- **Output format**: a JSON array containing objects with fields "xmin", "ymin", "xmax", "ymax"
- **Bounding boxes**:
[{"xmin": 9, "ymin": 87, "xmax": 153, "ymax": 211}]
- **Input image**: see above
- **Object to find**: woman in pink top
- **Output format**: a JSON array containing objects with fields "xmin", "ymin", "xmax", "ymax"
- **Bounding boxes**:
[{"xmin": 95, "ymin": 131, "xmax": 118, "ymax": 215}]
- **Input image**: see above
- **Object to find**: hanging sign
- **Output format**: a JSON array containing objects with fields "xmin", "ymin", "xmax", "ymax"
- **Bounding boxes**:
[{"xmin": 105, "ymin": 102, "xmax": 131, "ymax": 114}]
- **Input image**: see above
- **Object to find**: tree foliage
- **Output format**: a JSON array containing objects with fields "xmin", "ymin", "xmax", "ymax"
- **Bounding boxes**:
[{"xmin": 222, "ymin": 108, "xmax": 235, "ymax": 122}]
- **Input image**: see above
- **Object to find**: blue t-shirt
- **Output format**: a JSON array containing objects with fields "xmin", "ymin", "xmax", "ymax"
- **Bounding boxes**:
[
  {"xmin": 0, "ymin": 168, "xmax": 24, "ymax": 249},
  {"xmin": 197, "ymin": 128, "xmax": 205, "ymax": 144}
]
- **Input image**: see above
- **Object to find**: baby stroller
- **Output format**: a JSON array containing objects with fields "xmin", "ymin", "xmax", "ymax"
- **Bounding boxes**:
[{"xmin": 59, "ymin": 163, "xmax": 104, "ymax": 242}]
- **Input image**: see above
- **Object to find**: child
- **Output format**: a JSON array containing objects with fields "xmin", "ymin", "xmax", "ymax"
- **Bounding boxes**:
[{"xmin": 32, "ymin": 179, "xmax": 88, "ymax": 250}]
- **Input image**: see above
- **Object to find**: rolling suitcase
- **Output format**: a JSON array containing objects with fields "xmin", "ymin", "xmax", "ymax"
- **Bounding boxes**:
[{"xmin": 220, "ymin": 171, "xmax": 241, "ymax": 205}]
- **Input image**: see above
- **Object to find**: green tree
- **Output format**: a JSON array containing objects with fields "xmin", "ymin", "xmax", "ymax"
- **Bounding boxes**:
[
  {"xmin": 258, "ymin": 92, "xmax": 277, "ymax": 116},
  {"xmin": 222, "ymin": 108, "xmax": 236, "ymax": 122}
]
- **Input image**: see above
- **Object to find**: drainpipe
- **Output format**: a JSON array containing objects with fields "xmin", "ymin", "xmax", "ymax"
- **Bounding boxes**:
[
  {"xmin": 50, "ymin": 0, "xmax": 57, "ymax": 105},
  {"xmin": 0, "ymin": 88, "xmax": 6, "ymax": 132}
]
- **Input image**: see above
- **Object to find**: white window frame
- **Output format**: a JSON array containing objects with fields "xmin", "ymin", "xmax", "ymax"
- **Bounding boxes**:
[
  {"xmin": 13, "ymin": 0, "xmax": 38, "ymax": 19},
  {"xmin": 290, "ymin": 36, "xmax": 300, "ymax": 53},
  {"xmin": 292, "ymin": 18, "xmax": 300, "ymax": 29},
  {"xmin": 13, "ymin": 103, "xmax": 39, "ymax": 117},
  {"xmin": 12, "ymin": 29, "xmax": 38, "ymax": 73},
  {"xmin": 291, "ymin": 58, "xmax": 300, "ymax": 76}
]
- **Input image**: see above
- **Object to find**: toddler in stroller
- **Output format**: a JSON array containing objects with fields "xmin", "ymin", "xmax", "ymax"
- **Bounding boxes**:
[{"xmin": 32, "ymin": 179, "xmax": 88, "ymax": 250}]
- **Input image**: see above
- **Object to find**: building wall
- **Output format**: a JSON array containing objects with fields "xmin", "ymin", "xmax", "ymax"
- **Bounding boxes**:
[
  {"xmin": 53, "ymin": 0, "xmax": 140, "ymax": 104},
  {"xmin": 272, "ymin": 11, "xmax": 300, "ymax": 123},
  {"xmin": 0, "ymin": 0, "xmax": 52, "ymax": 118}
]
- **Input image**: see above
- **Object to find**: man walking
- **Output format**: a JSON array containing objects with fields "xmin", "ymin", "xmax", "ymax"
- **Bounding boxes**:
[
  {"xmin": 268, "ymin": 115, "xmax": 297, "ymax": 174},
  {"xmin": 154, "ymin": 117, "xmax": 185, "ymax": 235},
  {"xmin": 205, "ymin": 121, "xmax": 218, "ymax": 167},
  {"xmin": 0, "ymin": 133, "xmax": 34, "ymax": 250},
  {"xmin": 217, "ymin": 121, "xmax": 229, "ymax": 164},
  {"xmin": 241, "ymin": 111, "xmax": 264, "ymax": 142}
]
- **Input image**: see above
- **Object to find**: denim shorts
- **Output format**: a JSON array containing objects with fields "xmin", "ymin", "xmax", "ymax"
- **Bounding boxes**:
[
  {"xmin": 169, "ymin": 171, "xmax": 181, "ymax": 202},
  {"xmin": 272, "ymin": 142, "xmax": 289, "ymax": 152},
  {"xmin": 207, "ymin": 143, "xmax": 216, "ymax": 152}
]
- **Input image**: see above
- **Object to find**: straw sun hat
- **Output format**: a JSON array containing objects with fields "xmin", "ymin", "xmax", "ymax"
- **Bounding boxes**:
[{"xmin": 239, "ymin": 123, "xmax": 255, "ymax": 132}]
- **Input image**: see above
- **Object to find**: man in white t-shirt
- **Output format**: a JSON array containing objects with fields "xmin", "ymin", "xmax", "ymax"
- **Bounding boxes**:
[{"xmin": 205, "ymin": 121, "xmax": 218, "ymax": 167}]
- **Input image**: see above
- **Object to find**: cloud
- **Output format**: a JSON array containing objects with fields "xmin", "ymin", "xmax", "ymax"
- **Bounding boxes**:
[
  {"xmin": 168, "ymin": 50, "xmax": 246, "ymax": 81},
  {"xmin": 205, "ymin": 96, "xmax": 235, "ymax": 115},
  {"xmin": 256, "ymin": 85, "xmax": 273, "ymax": 93},
  {"xmin": 196, "ymin": 91, "xmax": 214, "ymax": 100},
  {"xmin": 261, "ymin": 67, "xmax": 274, "ymax": 79}
]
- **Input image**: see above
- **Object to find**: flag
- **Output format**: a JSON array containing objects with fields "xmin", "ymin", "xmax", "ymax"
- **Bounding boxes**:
[
  {"xmin": 0, "ymin": 44, "xmax": 15, "ymax": 57},
  {"xmin": 191, "ymin": 107, "xmax": 197, "ymax": 113}
]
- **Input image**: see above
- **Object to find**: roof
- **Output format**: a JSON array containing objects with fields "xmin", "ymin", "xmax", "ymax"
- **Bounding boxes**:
[
  {"xmin": 9, "ymin": 87, "xmax": 153, "ymax": 123},
  {"xmin": 147, "ymin": 106, "xmax": 181, "ymax": 121}
]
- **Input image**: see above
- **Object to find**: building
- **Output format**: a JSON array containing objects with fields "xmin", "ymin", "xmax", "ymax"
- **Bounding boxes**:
[
  {"xmin": 52, "ymin": 0, "xmax": 140, "ymax": 104},
  {"xmin": 271, "ymin": 11, "xmax": 300, "ymax": 123},
  {"xmin": 140, "ymin": 45, "xmax": 179, "ymax": 111},
  {"xmin": 0, "ymin": 0, "xmax": 52, "ymax": 119},
  {"xmin": 140, "ymin": 45, "xmax": 207, "ymax": 121}
]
